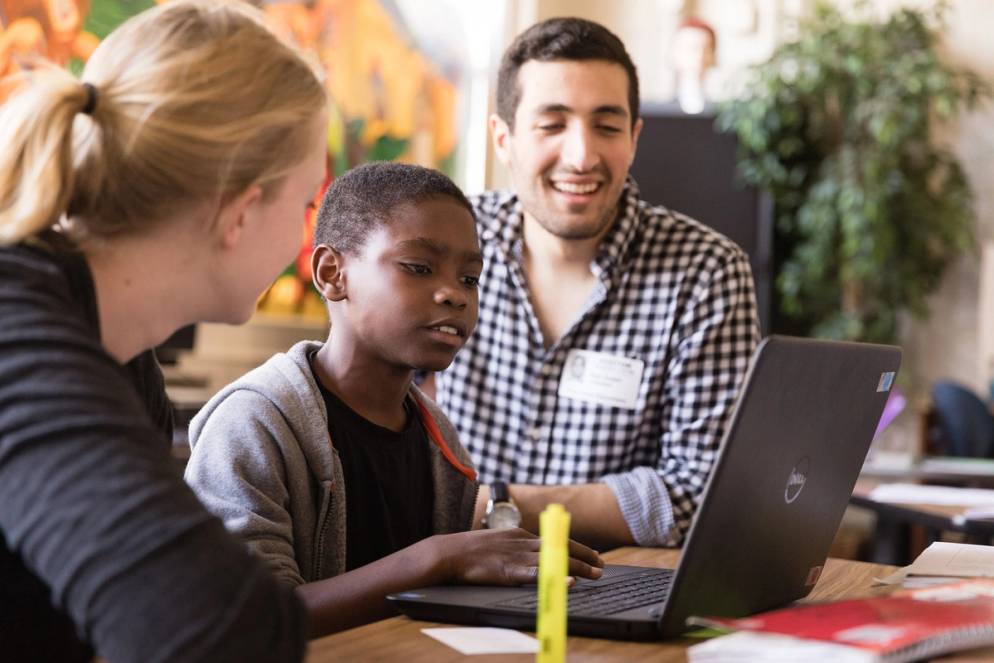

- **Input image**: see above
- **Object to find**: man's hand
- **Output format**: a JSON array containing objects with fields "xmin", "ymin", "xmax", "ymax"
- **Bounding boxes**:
[{"xmin": 426, "ymin": 528, "xmax": 604, "ymax": 585}]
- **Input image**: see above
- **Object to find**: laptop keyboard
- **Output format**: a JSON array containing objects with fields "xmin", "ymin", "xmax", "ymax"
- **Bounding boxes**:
[{"xmin": 492, "ymin": 568, "xmax": 674, "ymax": 617}]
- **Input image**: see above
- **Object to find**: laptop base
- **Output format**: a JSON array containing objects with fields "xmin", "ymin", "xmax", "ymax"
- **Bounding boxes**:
[{"xmin": 390, "ymin": 564, "xmax": 669, "ymax": 640}]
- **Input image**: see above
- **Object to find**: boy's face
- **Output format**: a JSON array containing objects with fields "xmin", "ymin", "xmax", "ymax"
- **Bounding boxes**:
[
  {"xmin": 319, "ymin": 197, "xmax": 482, "ymax": 373},
  {"xmin": 491, "ymin": 59, "xmax": 642, "ymax": 241}
]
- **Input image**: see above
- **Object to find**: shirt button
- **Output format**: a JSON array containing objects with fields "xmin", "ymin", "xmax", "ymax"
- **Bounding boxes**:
[
  {"xmin": 541, "ymin": 364, "xmax": 555, "ymax": 376},
  {"xmin": 528, "ymin": 427, "xmax": 542, "ymax": 441}
]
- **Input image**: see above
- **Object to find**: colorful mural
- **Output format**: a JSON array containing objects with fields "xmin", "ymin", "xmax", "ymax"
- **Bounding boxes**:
[
  {"xmin": 0, "ymin": 0, "xmax": 462, "ymax": 318},
  {"xmin": 260, "ymin": 0, "xmax": 461, "ymax": 317}
]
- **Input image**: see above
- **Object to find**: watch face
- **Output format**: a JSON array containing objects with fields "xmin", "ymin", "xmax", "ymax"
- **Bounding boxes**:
[{"xmin": 488, "ymin": 502, "xmax": 521, "ymax": 529}]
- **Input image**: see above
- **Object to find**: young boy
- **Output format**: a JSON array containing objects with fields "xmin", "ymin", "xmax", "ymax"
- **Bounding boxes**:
[{"xmin": 185, "ymin": 163, "xmax": 602, "ymax": 637}]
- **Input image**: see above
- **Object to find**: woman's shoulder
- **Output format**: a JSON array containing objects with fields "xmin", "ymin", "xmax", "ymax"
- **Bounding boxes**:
[
  {"xmin": 1, "ymin": 231, "xmax": 69, "ymax": 278},
  {"xmin": 0, "ymin": 232, "xmax": 102, "ymax": 347},
  {"xmin": 1, "ymin": 231, "xmax": 94, "ymax": 315}
]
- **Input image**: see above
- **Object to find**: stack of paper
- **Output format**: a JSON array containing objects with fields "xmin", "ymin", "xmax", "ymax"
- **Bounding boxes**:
[{"xmin": 877, "ymin": 542, "xmax": 994, "ymax": 587}]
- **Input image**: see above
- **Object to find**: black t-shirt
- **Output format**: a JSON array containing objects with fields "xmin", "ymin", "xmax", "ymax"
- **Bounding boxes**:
[
  {"xmin": 312, "ymin": 363, "xmax": 434, "ymax": 571},
  {"xmin": 0, "ymin": 232, "xmax": 307, "ymax": 662}
]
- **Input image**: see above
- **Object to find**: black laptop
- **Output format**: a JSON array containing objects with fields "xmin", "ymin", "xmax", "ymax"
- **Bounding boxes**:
[{"xmin": 388, "ymin": 336, "xmax": 902, "ymax": 640}]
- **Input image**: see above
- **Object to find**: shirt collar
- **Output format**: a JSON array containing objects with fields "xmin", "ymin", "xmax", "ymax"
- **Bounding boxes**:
[{"xmin": 480, "ymin": 176, "xmax": 644, "ymax": 276}]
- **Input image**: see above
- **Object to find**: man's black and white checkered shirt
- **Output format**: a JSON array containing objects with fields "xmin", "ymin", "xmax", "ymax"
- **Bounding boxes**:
[{"xmin": 437, "ymin": 178, "xmax": 760, "ymax": 546}]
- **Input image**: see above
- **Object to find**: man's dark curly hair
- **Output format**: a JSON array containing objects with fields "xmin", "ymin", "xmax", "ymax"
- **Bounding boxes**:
[
  {"xmin": 496, "ymin": 17, "xmax": 640, "ymax": 130},
  {"xmin": 314, "ymin": 162, "xmax": 474, "ymax": 254}
]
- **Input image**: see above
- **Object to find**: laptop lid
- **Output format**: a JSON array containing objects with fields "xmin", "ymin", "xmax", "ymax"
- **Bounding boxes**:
[
  {"xmin": 389, "ymin": 336, "xmax": 902, "ymax": 640},
  {"xmin": 656, "ymin": 335, "xmax": 901, "ymax": 635}
]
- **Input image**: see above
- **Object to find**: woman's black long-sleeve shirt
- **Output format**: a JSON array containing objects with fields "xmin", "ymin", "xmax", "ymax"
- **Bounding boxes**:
[{"xmin": 0, "ymin": 233, "xmax": 308, "ymax": 662}]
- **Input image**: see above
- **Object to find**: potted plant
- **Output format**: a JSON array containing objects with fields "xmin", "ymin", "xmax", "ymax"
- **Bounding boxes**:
[{"xmin": 718, "ymin": 2, "xmax": 989, "ymax": 343}]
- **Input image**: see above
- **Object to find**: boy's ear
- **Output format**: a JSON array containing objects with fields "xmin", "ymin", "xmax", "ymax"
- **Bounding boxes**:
[
  {"xmin": 312, "ymin": 244, "xmax": 348, "ymax": 302},
  {"xmin": 215, "ymin": 184, "xmax": 263, "ymax": 249},
  {"xmin": 490, "ymin": 113, "xmax": 513, "ymax": 166}
]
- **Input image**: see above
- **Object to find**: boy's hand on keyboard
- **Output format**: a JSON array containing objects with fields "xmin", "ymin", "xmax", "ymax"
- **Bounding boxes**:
[{"xmin": 428, "ymin": 528, "xmax": 604, "ymax": 586}]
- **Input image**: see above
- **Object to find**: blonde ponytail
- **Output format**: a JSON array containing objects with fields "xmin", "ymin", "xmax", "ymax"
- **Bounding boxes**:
[
  {"xmin": 0, "ymin": 66, "xmax": 93, "ymax": 244},
  {"xmin": 0, "ymin": 0, "xmax": 327, "ymax": 247}
]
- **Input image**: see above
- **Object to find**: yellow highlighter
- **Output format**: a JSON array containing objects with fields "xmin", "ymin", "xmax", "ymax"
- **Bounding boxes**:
[{"xmin": 537, "ymin": 503, "xmax": 569, "ymax": 663}]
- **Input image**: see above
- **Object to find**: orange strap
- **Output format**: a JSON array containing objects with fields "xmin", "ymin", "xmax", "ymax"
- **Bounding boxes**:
[{"xmin": 414, "ymin": 397, "xmax": 477, "ymax": 482}]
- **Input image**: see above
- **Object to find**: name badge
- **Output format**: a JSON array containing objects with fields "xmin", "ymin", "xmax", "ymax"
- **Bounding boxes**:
[{"xmin": 557, "ymin": 349, "xmax": 645, "ymax": 410}]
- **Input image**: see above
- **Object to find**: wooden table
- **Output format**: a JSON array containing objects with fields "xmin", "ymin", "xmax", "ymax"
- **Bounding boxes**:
[{"xmin": 305, "ymin": 546, "xmax": 896, "ymax": 662}]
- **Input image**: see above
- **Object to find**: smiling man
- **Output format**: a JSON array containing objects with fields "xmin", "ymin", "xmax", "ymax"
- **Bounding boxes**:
[{"xmin": 434, "ymin": 17, "xmax": 761, "ymax": 549}]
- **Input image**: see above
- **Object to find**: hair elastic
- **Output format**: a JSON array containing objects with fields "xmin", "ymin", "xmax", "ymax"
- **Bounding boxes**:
[{"xmin": 80, "ymin": 82, "xmax": 98, "ymax": 116}]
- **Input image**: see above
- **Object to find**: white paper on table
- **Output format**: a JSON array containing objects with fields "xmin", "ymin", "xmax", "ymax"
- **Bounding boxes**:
[
  {"xmin": 687, "ymin": 631, "xmax": 876, "ymax": 663},
  {"xmin": 420, "ymin": 627, "xmax": 539, "ymax": 655},
  {"xmin": 902, "ymin": 576, "xmax": 963, "ymax": 589},
  {"xmin": 874, "ymin": 567, "xmax": 910, "ymax": 586},
  {"xmin": 874, "ymin": 567, "xmax": 962, "ymax": 588},
  {"xmin": 868, "ymin": 483, "xmax": 994, "ymax": 506},
  {"xmin": 903, "ymin": 541, "xmax": 994, "ymax": 579}
]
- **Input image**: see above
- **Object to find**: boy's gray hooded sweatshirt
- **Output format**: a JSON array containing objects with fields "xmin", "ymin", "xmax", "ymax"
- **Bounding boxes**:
[{"xmin": 185, "ymin": 340, "xmax": 479, "ymax": 586}]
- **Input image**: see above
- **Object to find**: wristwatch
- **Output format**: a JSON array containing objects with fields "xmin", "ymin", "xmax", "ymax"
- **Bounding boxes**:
[{"xmin": 483, "ymin": 480, "xmax": 521, "ymax": 529}]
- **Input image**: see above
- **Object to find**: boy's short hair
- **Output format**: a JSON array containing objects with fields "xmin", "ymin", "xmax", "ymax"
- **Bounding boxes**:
[
  {"xmin": 314, "ymin": 162, "xmax": 474, "ymax": 254},
  {"xmin": 496, "ymin": 17, "xmax": 640, "ymax": 131}
]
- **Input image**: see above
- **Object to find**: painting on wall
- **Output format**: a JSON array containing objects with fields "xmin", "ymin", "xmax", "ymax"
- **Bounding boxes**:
[
  {"xmin": 0, "ymin": 0, "xmax": 467, "ymax": 318},
  {"xmin": 260, "ymin": 0, "xmax": 463, "ymax": 317}
]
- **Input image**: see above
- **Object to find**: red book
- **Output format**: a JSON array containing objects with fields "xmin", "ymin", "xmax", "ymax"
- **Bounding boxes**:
[{"xmin": 689, "ymin": 580, "xmax": 994, "ymax": 662}]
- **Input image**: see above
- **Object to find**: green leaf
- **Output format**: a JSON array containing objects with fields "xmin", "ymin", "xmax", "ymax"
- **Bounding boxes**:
[{"xmin": 715, "ymin": 0, "xmax": 988, "ymax": 343}]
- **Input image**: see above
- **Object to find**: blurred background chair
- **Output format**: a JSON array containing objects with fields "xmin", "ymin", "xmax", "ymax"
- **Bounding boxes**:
[{"xmin": 928, "ymin": 380, "xmax": 994, "ymax": 458}]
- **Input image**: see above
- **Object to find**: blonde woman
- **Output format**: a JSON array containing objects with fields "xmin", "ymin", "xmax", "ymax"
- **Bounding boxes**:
[{"xmin": 0, "ymin": 1, "xmax": 327, "ymax": 661}]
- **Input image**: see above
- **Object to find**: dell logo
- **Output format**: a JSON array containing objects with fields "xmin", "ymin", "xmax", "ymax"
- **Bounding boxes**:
[{"xmin": 784, "ymin": 457, "xmax": 809, "ymax": 504}]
